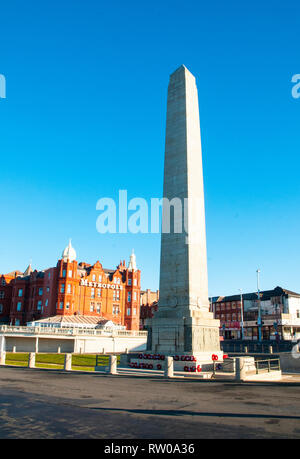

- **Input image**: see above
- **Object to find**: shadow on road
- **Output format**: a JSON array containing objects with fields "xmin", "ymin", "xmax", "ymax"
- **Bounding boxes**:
[{"xmin": 90, "ymin": 406, "xmax": 300, "ymax": 420}]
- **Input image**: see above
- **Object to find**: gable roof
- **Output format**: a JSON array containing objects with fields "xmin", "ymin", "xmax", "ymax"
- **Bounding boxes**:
[{"xmin": 30, "ymin": 315, "xmax": 110, "ymax": 326}]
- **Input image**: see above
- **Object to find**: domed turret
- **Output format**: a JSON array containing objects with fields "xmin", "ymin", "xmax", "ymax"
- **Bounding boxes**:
[{"xmin": 62, "ymin": 239, "xmax": 77, "ymax": 262}]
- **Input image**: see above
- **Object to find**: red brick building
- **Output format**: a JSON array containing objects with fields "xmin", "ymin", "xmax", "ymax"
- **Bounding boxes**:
[
  {"xmin": 139, "ymin": 289, "xmax": 159, "ymax": 330},
  {"xmin": 211, "ymin": 287, "xmax": 300, "ymax": 341},
  {"xmin": 0, "ymin": 241, "xmax": 141, "ymax": 330},
  {"xmin": 210, "ymin": 296, "xmax": 242, "ymax": 339}
]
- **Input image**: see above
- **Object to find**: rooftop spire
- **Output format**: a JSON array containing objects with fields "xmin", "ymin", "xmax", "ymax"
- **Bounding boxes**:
[
  {"xmin": 128, "ymin": 249, "xmax": 137, "ymax": 271},
  {"xmin": 23, "ymin": 262, "xmax": 33, "ymax": 277}
]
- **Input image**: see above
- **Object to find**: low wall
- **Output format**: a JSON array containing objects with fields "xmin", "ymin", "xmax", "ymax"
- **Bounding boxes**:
[
  {"xmin": 74, "ymin": 336, "xmax": 147, "ymax": 354},
  {"xmin": 280, "ymin": 352, "xmax": 300, "ymax": 373},
  {"xmin": 222, "ymin": 340, "xmax": 294, "ymax": 354},
  {"xmin": 1, "ymin": 333, "xmax": 147, "ymax": 355},
  {"xmin": 5, "ymin": 337, "xmax": 36, "ymax": 352},
  {"xmin": 5, "ymin": 337, "xmax": 74, "ymax": 353},
  {"xmin": 39, "ymin": 339, "xmax": 74, "ymax": 353}
]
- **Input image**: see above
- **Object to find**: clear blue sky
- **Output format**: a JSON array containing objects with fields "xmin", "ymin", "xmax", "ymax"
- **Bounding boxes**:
[{"xmin": 0, "ymin": 0, "xmax": 299, "ymax": 297}]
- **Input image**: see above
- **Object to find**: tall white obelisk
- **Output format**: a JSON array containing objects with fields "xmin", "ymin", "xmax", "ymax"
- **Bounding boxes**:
[{"xmin": 151, "ymin": 65, "xmax": 221, "ymax": 361}]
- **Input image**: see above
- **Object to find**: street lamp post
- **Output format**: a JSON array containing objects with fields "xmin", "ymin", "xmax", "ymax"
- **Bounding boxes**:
[
  {"xmin": 209, "ymin": 297, "xmax": 214, "ymax": 318},
  {"xmin": 257, "ymin": 269, "xmax": 262, "ymax": 342},
  {"xmin": 239, "ymin": 289, "xmax": 244, "ymax": 340}
]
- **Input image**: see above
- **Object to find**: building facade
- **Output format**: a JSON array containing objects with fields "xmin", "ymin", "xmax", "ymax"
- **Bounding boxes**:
[
  {"xmin": 139, "ymin": 289, "xmax": 159, "ymax": 330},
  {"xmin": 0, "ymin": 241, "xmax": 141, "ymax": 331},
  {"xmin": 211, "ymin": 286, "xmax": 300, "ymax": 341}
]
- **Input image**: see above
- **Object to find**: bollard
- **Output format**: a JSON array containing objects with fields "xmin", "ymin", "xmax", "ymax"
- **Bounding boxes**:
[
  {"xmin": 109, "ymin": 355, "xmax": 117, "ymax": 375},
  {"xmin": 269, "ymin": 345, "xmax": 273, "ymax": 354},
  {"xmin": 28, "ymin": 352, "xmax": 36, "ymax": 368},
  {"xmin": 244, "ymin": 346, "xmax": 248, "ymax": 354},
  {"xmin": 58, "ymin": 346, "xmax": 61, "ymax": 354},
  {"xmin": 235, "ymin": 357, "xmax": 247, "ymax": 381},
  {"xmin": 164, "ymin": 356, "xmax": 174, "ymax": 378},
  {"xmin": 35, "ymin": 337, "xmax": 39, "ymax": 353},
  {"xmin": 0, "ymin": 351, "xmax": 6, "ymax": 365},
  {"xmin": 64, "ymin": 353, "xmax": 72, "ymax": 371},
  {"xmin": 212, "ymin": 361, "xmax": 216, "ymax": 378},
  {"xmin": 12, "ymin": 346, "xmax": 16, "ymax": 353}
]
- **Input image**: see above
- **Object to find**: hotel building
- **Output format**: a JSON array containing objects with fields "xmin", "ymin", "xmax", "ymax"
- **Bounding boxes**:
[{"xmin": 0, "ymin": 241, "xmax": 141, "ymax": 330}]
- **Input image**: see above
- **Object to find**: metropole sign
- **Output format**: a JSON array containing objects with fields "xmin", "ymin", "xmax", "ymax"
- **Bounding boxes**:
[{"xmin": 80, "ymin": 279, "xmax": 123, "ymax": 290}]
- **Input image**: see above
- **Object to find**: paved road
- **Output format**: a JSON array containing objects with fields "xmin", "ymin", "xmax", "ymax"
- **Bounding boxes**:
[{"xmin": 0, "ymin": 366, "xmax": 300, "ymax": 439}]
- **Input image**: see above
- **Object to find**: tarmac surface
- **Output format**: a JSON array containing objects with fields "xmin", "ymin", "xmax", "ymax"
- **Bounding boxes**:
[{"xmin": 0, "ymin": 366, "xmax": 300, "ymax": 439}]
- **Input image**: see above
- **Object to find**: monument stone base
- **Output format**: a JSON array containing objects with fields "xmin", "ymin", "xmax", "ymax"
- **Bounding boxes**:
[
  {"xmin": 131, "ymin": 309, "xmax": 224, "ymax": 373},
  {"xmin": 151, "ymin": 309, "xmax": 221, "ymax": 351},
  {"xmin": 129, "ymin": 351, "xmax": 223, "ymax": 373}
]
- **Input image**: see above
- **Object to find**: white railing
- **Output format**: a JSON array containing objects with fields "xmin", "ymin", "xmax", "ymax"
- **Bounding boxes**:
[{"xmin": 0, "ymin": 325, "xmax": 148, "ymax": 338}]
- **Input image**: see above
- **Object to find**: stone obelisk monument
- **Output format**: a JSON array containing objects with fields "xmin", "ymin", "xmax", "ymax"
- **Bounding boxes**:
[{"xmin": 150, "ymin": 65, "xmax": 222, "ymax": 364}]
